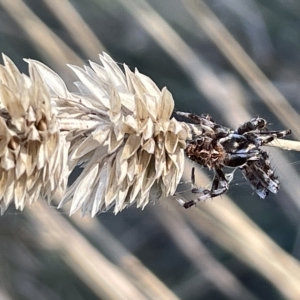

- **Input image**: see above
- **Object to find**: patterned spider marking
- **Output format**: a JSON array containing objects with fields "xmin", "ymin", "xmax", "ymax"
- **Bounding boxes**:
[{"xmin": 240, "ymin": 150, "xmax": 280, "ymax": 199}]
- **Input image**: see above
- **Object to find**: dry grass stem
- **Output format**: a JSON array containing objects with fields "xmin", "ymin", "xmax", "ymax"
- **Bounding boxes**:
[
  {"xmin": 268, "ymin": 139, "xmax": 300, "ymax": 151},
  {"xmin": 70, "ymin": 213, "xmax": 180, "ymax": 300},
  {"xmin": 28, "ymin": 201, "xmax": 150, "ymax": 300},
  {"xmin": 43, "ymin": 0, "xmax": 106, "ymax": 58},
  {"xmin": 153, "ymin": 205, "xmax": 259, "ymax": 300},
  {"xmin": 182, "ymin": 0, "xmax": 300, "ymax": 138},
  {"xmin": 0, "ymin": 0, "xmax": 83, "ymax": 68}
]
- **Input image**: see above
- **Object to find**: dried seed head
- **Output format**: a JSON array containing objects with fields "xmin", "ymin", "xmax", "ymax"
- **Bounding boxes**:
[
  {"xmin": 32, "ymin": 53, "xmax": 190, "ymax": 216},
  {"xmin": 0, "ymin": 55, "xmax": 69, "ymax": 213}
]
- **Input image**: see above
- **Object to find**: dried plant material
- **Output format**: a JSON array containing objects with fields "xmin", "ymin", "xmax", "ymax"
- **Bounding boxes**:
[
  {"xmin": 30, "ymin": 53, "xmax": 190, "ymax": 216},
  {"xmin": 0, "ymin": 55, "xmax": 69, "ymax": 213}
]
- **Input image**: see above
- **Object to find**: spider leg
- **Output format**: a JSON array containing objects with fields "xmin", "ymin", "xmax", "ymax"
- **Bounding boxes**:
[
  {"xmin": 191, "ymin": 166, "xmax": 196, "ymax": 186},
  {"xmin": 180, "ymin": 167, "xmax": 211, "ymax": 208},
  {"xmin": 176, "ymin": 112, "xmax": 215, "ymax": 137},
  {"xmin": 240, "ymin": 150, "xmax": 279, "ymax": 198},
  {"xmin": 211, "ymin": 172, "xmax": 220, "ymax": 192},
  {"xmin": 241, "ymin": 164, "xmax": 270, "ymax": 198},
  {"xmin": 224, "ymin": 151, "xmax": 259, "ymax": 167},
  {"xmin": 181, "ymin": 190, "xmax": 210, "ymax": 208},
  {"xmin": 176, "ymin": 111, "xmax": 204, "ymax": 123},
  {"xmin": 258, "ymin": 129, "xmax": 291, "ymax": 141},
  {"xmin": 190, "ymin": 167, "xmax": 200, "ymax": 193},
  {"xmin": 237, "ymin": 117, "xmax": 267, "ymax": 134},
  {"xmin": 242, "ymin": 129, "xmax": 291, "ymax": 147},
  {"xmin": 177, "ymin": 111, "xmax": 231, "ymax": 139},
  {"xmin": 210, "ymin": 168, "xmax": 229, "ymax": 196},
  {"xmin": 182, "ymin": 167, "xmax": 229, "ymax": 209}
]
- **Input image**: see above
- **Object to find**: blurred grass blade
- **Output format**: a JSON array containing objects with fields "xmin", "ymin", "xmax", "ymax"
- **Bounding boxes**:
[
  {"xmin": 153, "ymin": 205, "xmax": 259, "ymax": 300},
  {"xmin": 0, "ymin": 0, "xmax": 83, "ymax": 68},
  {"xmin": 28, "ymin": 201, "xmax": 149, "ymax": 300},
  {"xmin": 44, "ymin": 0, "xmax": 106, "ymax": 59},
  {"xmin": 70, "ymin": 214, "xmax": 180, "ymax": 300},
  {"xmin": 182, "ymin": 0, "xmax": 300, "ymax": 138},
  {"xmin": 116, "ymin": 0, "xmax": 252, "ymax": 125},
  {"xmin": 181, "ymin": 160, "xmax": 300, "ymax": 300}
]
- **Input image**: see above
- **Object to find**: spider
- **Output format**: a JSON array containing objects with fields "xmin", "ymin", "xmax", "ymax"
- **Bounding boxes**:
[{"xmin": 176, "ymin": 112, "xmax": 292, "ymax": 208}]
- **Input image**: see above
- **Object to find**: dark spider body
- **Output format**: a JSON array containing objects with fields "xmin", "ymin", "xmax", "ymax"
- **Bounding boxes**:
[
  {"xmin": 185, "ymin": 137, "xmax": 225, "ymax": 169},
  {"xmin": 240, "ymin": 150, "xmax": 279, "ymax": 199},
  {"xmin": 176, "ymin": 112, "xmax": 291, "ymax": 208}
]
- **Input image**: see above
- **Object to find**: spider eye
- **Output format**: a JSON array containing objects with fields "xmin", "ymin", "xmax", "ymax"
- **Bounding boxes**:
[{"xmin": 256, "ymin": 118, "xmax": 267, "ymax": 129}]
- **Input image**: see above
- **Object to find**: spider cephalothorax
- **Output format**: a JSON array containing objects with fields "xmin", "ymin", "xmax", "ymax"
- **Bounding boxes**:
[{"xmin": 176, "ymin": 112, "xmax": 291, "ymax": 208}]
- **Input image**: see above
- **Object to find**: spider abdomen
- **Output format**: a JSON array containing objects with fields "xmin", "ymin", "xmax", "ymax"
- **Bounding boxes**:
[{"xmin": 185, "ymin": 137, "xmax": 225, "ymax": 169}]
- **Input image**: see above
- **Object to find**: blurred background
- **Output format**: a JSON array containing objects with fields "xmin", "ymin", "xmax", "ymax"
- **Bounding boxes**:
[{"xmin": 1, "ymin": 0, "xmax": 300, "ymax": 299}]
